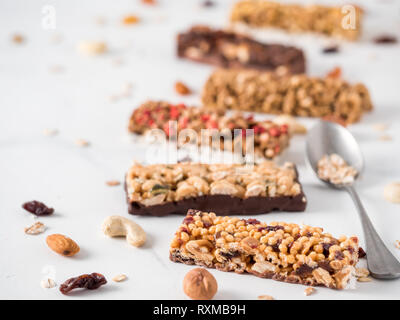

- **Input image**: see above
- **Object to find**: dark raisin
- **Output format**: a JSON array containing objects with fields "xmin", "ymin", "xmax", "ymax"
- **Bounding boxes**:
[
  {"xmin": 358, "ymin": 247, "xmax": 367, "ymax": 258},
  {"xmin": 22, "ymin": 201, "xmax": 54, "ymax": 216},
  {"xmin": 245, "ymin": 218, "xmax": 260, "ymax": 225},
  {"xmin": 265, "ymin": 225, "xmax": 284, "ymax": 232},
  {"xmin": 187, "ymin": 209, "xmax": 200, "ymax": 216},
  {"xmin": 178, "ymin": 156, "xmax": 192, "ymax": 163},
  {"xmin": 202, "ymin": 0, "xmax": 214, "ymax": 7},
  {"xmin": 322, "ymin": 243, "xmax": 333, "ymax": 257},
  {"xmin": 334, "ymin": 251, "xmax": 345, "ymax": 260},
  {"xmin": 203, "ymin": 220, "xmax": 212, "ymax": 228},
  {"xmin": 322, "ymin": 45, "xmax": 339, "ymax": 54},
  {"xmin": 183, "ymin": 216, "xmax": 194, "ymax": 225},
  {"xmin": 59, "ymin": 273, "xmax": 107, "ymax": 295},
  {"xmin": 295, "ymin": 264, "xmax": 315, "ymax": 276},
  {"xmin": 374, "ymin": 35, "xmax": 397, "ymax": 44}
]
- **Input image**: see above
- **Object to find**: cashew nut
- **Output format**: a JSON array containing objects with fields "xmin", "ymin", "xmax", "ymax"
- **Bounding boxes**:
[{"xmin": 102, "ymin": 215, "xmax": 146, "ymax": 247}]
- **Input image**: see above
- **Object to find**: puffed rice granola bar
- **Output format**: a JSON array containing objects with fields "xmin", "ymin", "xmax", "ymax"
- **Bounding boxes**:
[
  {"xmin": 129, "ymin": 101, "xmax": 291, "ymax": 159},
  {"xmin": 125, "ymin": 162, "xmax": 306, "ymax": 216},
  {"xmin": 170, "ymin": 210, "xmax": 361, "ymax": 289},
  {"xmin": 230, "ymin": 1, "xmax": 363, "ymax": 41},
  {"xmin": 202, "ymin": 69, "xmax": 373, "ymax": 124}
]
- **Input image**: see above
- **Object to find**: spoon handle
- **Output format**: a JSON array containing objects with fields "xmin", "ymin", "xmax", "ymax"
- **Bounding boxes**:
[{"xmin": 345, "ymin": 185, "xmax": 400, "ymax": 279}]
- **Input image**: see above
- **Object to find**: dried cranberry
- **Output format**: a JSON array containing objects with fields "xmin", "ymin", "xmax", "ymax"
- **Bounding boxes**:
[
  {"xmin": 252, "ymin": 125, "xmax": 265, "ymax": 134},
  {"xmin": 59, "ymin": 273, "xmax": 107, "ymax": 295},
  {"xmin": 206, "ymin": 120, "xmax": 218, "ymax": 129},
  {"xmin": 169, "ymin": 106, "xmax": 180, "ymax": 119},
  {"xmin": 22, "ymin": 201, "xmax": 54, "ymax": 216},
  {"xmin": 268, "ymin": 127, "xmax": 281, "ymax": 137},
  {"xmin": 280, "ymin": 124, "xmax": 288, "ymax": 134},
  {"xmin": 200, "ymin": 114, "xmax": 210, "ymax": 122}
]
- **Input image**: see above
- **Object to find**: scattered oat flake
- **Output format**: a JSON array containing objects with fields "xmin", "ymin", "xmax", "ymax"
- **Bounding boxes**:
[
  {"xmin": 395, "ymin": 240, "xmax": 400, "ymax": 249},
  {"xmin": 24, "ymin": 222, "xmax": 46, "ymax": 235},
  {"xmin": 43, "ymin": 128, "xmax": 58, "ymax": 136},
  {"xmin": 77, "ymin": 41, "xmax": 107, "ymax": 56},
  {"xmin": 106, "ymin": 180, "xmax": 120, "ymax": 186},
  {"xmin": 41, "ymin": 278, "xmax": 56, "ymax": 289},
  {"xmin": 355, "ymin": 267, "xmax": 370, "ymax": 278},
  {"xmin": 258, "ymin": 295, "xmax": 274, "ymax": 300},
  {"xmin": 304, "ymin": 287, "xmax": 315, "ymax": 296},
  {"xmin": 49, "ymin": 65, "xmax": 65, "ymax": 74},
  {"xmin": 75, "ymin": 139, "xmax": 90, "ymax": 147},
  {"xmin": 95, "ymin": 16, "xmax": 107, "ymax": 26},
  {"xmin": 379, "ymin": 135, "xmax": 392, "ymax": 141},
  {"xmin": 175, "ymin": 81, "xmax": 191, "ymax": 95},
  {"xmin": 326, "ymin": 66, "xmax": 342, "ymax": 79},
  {"xmin": 357, "ymin": 277, "xmax": 372, "ymax": 282},
  {"xmin": 112, "ymin": 274, "xmax": 127, "ymax": 282},
  {"xmin": 372, "ymin": 123, "xmax": 388, "ymax": 132},
  {"xmin": 12, "ymin": 33, "xmax": 24, "ymax": 44},
  {"xmin": 50, "ymin": 33, "xmax": 63, "ymax": 44},
  {"xmin": 123, "ymin": 15, "xmax": 140, "ymax": 25}
]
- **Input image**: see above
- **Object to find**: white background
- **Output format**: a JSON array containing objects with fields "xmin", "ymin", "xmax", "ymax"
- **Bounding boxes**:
[{"xmin": 0, "ymin": 0, "xmax": 400, "ymax": 300}]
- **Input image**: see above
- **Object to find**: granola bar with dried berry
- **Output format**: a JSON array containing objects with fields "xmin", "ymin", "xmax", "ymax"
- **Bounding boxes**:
[
  {"xmin": 230, "ymin": 1, "xmax": 363, "ymax": 41},
  {"xmin": 177, "ymin": 25, "xmax": 305, "ymax": 74},
  {"xmin": 129, "ymin": 101, "xmax": 291, "ymax": 159},
  {"xmin": 170, "ymin": 210, "xmax": 360, "ymax": 289},
  {"xmin": 125, "ymin": 162, "xmax": 306, "ymax": 216},
  {"xmin": 202, "ymin": 69, "xmax": 372, "ymax": 124}
]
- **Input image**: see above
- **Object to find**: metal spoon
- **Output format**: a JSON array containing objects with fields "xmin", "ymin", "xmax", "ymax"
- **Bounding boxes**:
[{"xmin": 305, "ymin": 120, "xmax": 400, "ymax": 279}]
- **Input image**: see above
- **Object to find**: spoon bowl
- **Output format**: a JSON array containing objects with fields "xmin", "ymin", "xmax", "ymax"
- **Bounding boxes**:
[{"xmin": 305, "ymin": 120, "xmax": 364, "ymax": 188}]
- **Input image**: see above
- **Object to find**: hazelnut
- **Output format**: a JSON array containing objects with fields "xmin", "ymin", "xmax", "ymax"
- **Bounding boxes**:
[{"xmin": 183, "ymin": 268, "xmax": 217, "ymax": 300}]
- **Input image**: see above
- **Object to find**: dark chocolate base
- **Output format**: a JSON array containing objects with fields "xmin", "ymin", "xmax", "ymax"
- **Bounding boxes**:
[
  {"xmin": 169, "ymin": 251, "xmax": 328, "ymax": 288},
  {"xmin": 177, "ymin": 27, "xmax": 306, "ymax": 74},
  {"xmin": 127, "ymin": 192, "xmax": 306, "ymax": 217}
]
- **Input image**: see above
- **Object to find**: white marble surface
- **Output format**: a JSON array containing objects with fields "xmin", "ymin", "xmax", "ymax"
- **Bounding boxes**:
[{"xmin": 1, "ymin": 0, "xmax": 400, "ymax": 300}]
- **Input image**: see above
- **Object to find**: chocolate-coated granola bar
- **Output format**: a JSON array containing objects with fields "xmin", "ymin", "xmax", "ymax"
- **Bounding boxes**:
[
  {"xmin": 170, "ymin": 210, "xmax": 360, "ymax": 289},
  {"xmin": 230, "ymin": 1, "xmax": 362, "ymax": 41},
  {"xmin": 202, "ymin": 69, "xmax": 373, "ymax": 124},
  {"xmin": 177, "ymin": 25, "xmax": 305, "ymax": 74},
  {"xmin": 129, "ymin": 101, "xmax": 291, "ymax": 159},
  {"xmin": 125, "ymin": 162, "xmax": 306, "ymax": 216}
]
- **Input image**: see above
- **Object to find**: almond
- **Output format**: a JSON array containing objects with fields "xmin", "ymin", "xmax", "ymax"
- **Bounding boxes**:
[{"xmin": 46, "ymin": 234, "xmax": 80, "ymax": 257}]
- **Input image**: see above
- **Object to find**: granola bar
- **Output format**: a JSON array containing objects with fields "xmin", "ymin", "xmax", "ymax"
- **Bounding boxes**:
[
  {"xmin": 202, "ymin": 69, "xmax": 373, "ymax": 124},
  {"xmin": 170, "ymin": 210, "xmax": 360, "ymax": 289},
  {"xmin": 125, "ymin": 162, "xmax": 306, "ymax": 216},
  {"xmin": 177, "ymin": 25, "xmax": 305, "ymax": 74},
  {"xmin": 129, "ymin": 101, "xmax": 291, "ymax": 159},
  {"xmin": 230, "ymin": 1, "xmax": 363, "ymax": 41}
]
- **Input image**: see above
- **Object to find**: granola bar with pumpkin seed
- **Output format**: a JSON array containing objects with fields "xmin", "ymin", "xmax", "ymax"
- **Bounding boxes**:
[
  {"xmin": 202, "ymin": 69, "xmax": 372, "ymax": 124},
  {"xmin": 230, "ymin": 1, "xmax": 363, "ymax": 41},
  {"xmin": 125, "ymin": 162, "xmax": 306, "ymax": 216},
  {"xmin": 170, "ymin": 210, "xmax": 360, "ymax": 289}
]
